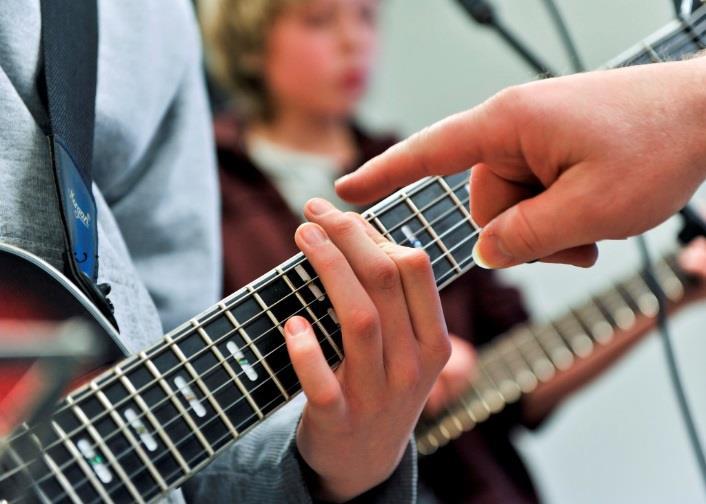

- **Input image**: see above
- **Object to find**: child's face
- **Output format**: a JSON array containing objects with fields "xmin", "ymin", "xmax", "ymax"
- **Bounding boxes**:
[{"xmin": 263, "ymin": 0, "xmax": 379, "ymax": 119}]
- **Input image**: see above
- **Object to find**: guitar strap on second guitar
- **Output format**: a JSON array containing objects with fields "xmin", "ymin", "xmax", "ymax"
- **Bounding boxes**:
[{"xmin": 39, "ymin": 0, "xmax": 118, "ymax": 329}]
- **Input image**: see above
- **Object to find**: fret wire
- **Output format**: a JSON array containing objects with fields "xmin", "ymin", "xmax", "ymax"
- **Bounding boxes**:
[
  {"xmin": 642, "ymin": 41, "xmax": 665, "ymax": 62},
  {"xmin": 143, "ymin": 357, "xmax": 215, "ymax": 457},
  {"xmin": 52, "ymin": 422, "xmax": 115, "ymax": 504},
  {"xmin": 472, "ymin": 362, "xmax": 505, "ymax": 412},
  {"xmin": 118, "ymin": 368, "xmax": 192, "ymax": 474},
  {"xmin": 622, "ymin": 275, "xmax": 659, "ymax": 317},
  {"xmin": 68, "ymin": 398, "xmax": 145, "ymax": 504},
  {"xmin": 402, "ymin": 191, "xmax": 462, "ymax": 273},
  {"xmin": 194, "ymin": 317, "xmax": 262, "ymax": 421},
  {"xmin": 13, "ymin": 211, "xmax": 480, "ymax": 480},
  {"xmin": 606, "ymin": 7, "xmax": 706, "ymax": 68},
  {"xmin": 1, "ymin": 437, "xmax": 52, "ymax": 503},
  {"xmin": 594, "ymin": 288, "xmax": 636, "ymax": 330},
  {"xmin": 552, "ymin": 316, "xmax": 594, "ymax": 358},
  {"xmin": 358, "ymin": 175, "xmax": 468, "ymax": 246},
  {"xmin": 360, "ymin": 174, "xmax": 454, "ymax": 227},
  {"xmin": 513, "ymin": 328, "xmax": 556, "ymax": 381},
  {"xmin": 680, "ymin": 15, "xmax": 706, "ymax": 48},
  {"xmin": 641, "ymin": 18, "xmax": 697, "ymax": 63},
  {"xmin": 371, "ymin": 216, "xmax": 396, "ymax": 243},
  {"xmin": 90, "ymin": 383, "xmax": 168, "ymax": 493},
  {"xmin": 233, "ymin": 288, "xmax": 290, "ymax": 400},
  {"xmin": 37, "ymin": 176, "xmax": 471, "ymax": 431},
  {"xmin": 667, "ymin": 13, "xmax": 706, "ymax": 56},
  {"xmin": 438, "ymin": 177, "xmax": 475, "ymax": 226},
  {"xmin": 36, "ymin": 446, "xmax": 82, "ymax": 504},
  {"xmin": 478, "ymin": 347, "xmax": 522, "ymax": 402},
  {"xmin": 166, "ymin": 334, "xmax": 240, "ymax": 439},
  {"xmin": 420, "ymin": 247, "xmax": 695, "ymax": 454},
  {"xmin": 20, "ymin": 278, "xmax": 350, "ymax": 475},
  {"xmin": 12, "ymin": 180, "xmax": 478, "ymax": 492},
  {"xmin": 84, "ymin": 351, "xmax": 345, "ymax": 504},
  {"xmin": 494, "ymin": 336, "xmax": 539, "ymax": 393},
  {"xmin": 573, "ymin": 300, "xmax": 616, "ymax": 345},
  {"xmin": 278, "ymin": 267, "xmax": 344, "ymax": 360},
  {"xmin": 27, "ymin": 301, "xmax": 351, "ymax": 491},
  {"xmin": 369, "ymin": 178, "xmax": 471, "ymax": 245},
  {"xmin": 148, "ymin": 355, "xmax": 347, "ymax": 498},
  {"xmin": 534, "ymin": 324, "xmax": 575, "ymax": 371},
  {"xmin": 653, "ymin": 257, "xmax": 686, "ymax": 301},
  {"xmin": 458, "ymin": 385, "xmax": 491, "ymax": 422}
]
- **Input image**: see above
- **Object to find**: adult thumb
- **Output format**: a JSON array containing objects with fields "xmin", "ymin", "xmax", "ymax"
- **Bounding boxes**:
[{"xmin": 471, "ymin": 181, "xmax": 599, "ymax": 268}]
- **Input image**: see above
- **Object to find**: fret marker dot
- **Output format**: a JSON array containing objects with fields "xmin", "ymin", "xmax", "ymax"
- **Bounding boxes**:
[
  {"xmin": 124, "ymin": 408, "xmax": 158, "ymax": 452},
  {"xmin": 77, "ymin": 438, "xmax": 113, "ymax": 484},
  {"xmin": 401, "ymin": 225, "xmax": 423, "ymax": 248},
  {"xmin": 174, "ymin": 375, "xmax": 207, "ymax": 417},
  {"xmin": 227, "ymin": 341, "xmax": 259, "ymax": 381}
]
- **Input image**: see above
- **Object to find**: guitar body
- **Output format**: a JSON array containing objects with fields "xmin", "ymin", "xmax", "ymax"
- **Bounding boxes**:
[{"xmin": 0, "ymin": 243, "xmax": 126, "ymax": 435}]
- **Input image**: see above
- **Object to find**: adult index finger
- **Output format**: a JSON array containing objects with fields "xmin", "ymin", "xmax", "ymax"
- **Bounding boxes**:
[{"xmin": 334, "ymin": 96, "xmax": 521, "ymax": 205}]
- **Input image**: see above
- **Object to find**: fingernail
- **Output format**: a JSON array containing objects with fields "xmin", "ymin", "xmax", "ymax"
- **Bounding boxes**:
[
  {"xmin": 307, "ymin": 198, "xmax": 333, "ymax": 215},
  {"xmin": 300, "ymin": 223, "xmax": 328, "ymax": 246},
  {"xmin": 472, "ymin": 235, "xmax": 514, "ymax": 269},
  {"xmin": 334, "ymin": 174, "xmax": 350, "ymax": 187},
  {"xmin": 286, "ymin": 316, "xmax": 310, "ymax": 336}
]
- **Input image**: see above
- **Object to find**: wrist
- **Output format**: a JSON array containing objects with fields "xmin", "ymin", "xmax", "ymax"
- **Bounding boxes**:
[{"xmin": 295, "ymin": 419, "xmax": 406, "ymax": 502}]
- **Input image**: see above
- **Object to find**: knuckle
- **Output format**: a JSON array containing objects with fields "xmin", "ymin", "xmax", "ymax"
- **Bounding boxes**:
[
  {"xmin": 368, "ymin": 258, "xmax": 400, "ymax": 290},
  {"xmin": 511, "ymin": 203, "xmax": 543, "ymax": 258},
  {"xmin": 408, "ymin": 126, "xmax": 436, "ymax": 177},
  {"xmin": 329, "ymin": 213, "xmax": 358, "ymax": 236},
  {"xmin": 424, "ymin": 330, "xmax": 452, "ymax": 366},
  {"xmin": 310, "ymin": 384, "xmax": 340, "ymax": 410},
  {"xmin": 489, "ymin": 85, "xmax": 531, "ymax": 117},
  {"xmin": 400, "ymin": 247, "xmax": 432, "ymax": 271},
  {"xmin": 347, "ymin": 309, "xmax": 380, "ymax": 339},
  {"xmin": 395, "ymin": 362, "xmax": 421, "ymax": 389}
]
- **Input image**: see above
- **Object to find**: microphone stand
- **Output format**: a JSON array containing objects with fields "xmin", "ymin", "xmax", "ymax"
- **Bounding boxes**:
[{"xmin": 455, "ymin": 0, "xmax": 558, "ymax": 78}]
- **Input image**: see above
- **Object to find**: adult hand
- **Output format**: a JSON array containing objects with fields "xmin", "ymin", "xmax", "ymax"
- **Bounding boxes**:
[
  {"xmin": 283, "ymin": 198, "xmax": 451, "ymax": 502},
  {"xmin": 335, "ymin": 58, "xmax": 706, "ymax": 268},
  {"xmin": 424, "ymin": 334, "xmax": 477, "ymax": 416}
]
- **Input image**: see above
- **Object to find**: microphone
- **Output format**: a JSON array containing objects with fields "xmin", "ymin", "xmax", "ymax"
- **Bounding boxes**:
[{"xmin": 454, "ymin": 0, "xmax": 558, "ymax": 78}]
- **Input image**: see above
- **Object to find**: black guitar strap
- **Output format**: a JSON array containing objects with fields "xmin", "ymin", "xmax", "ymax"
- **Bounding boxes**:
[{"xmin": 39, "ymin": 0, "xmax": 118, "ymax": 329}]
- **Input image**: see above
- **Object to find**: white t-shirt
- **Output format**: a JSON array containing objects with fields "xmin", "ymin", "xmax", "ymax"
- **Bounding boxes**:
[{"xmin": 247, "ymin": 135, "xmax": 356, "ymax": 218}]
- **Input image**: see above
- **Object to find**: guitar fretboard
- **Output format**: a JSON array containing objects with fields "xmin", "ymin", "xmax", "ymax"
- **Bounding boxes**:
[
  {"xmin": 0, "ymin": 171, "xmax": 477, "ymax": 503},
  {"xmin": 415, "ymin": 252, "xmax": 693, "ymax": 454},
  {"xmin": 3, "ymin": 4, "xmax": 706, "ymax": 502},
  {"xmin": 415, "ymin": 4, "xmax": 706, "ymax": 454}
]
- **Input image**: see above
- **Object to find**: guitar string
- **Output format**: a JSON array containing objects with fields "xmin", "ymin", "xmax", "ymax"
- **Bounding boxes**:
[
  {"xmin": 4, "ymin": 190, "xmax": 479, "ymax": 494},
  {"xmin": 12, "ymin": 174, "xmax": 471, "ymax": 446},
  {"xmin": 417, "ymin": 253, "xmax": 687, "ymax": 451},
  {"xmin": 18, "ymin": 244, "xmax": 682, "ymax": 504},
  {"xmin": 60, "ymin": 238, "xmax": 684, "ymax": 503},
  {"xmin": 12, "ymin": 11, "xmax": 698, "ymax": 496},
  {"xmin": 11, "ymin": 174, "xmax": 469, "ymax": 442},
  {"xmin": 17, "ymin": 206, "xmax": 481, "ymax": 501}
]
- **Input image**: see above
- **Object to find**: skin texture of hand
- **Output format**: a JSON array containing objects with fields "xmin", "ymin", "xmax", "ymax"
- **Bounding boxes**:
[
  {"xmin": 424, "ymin": 334, "xmax": 476, "ymax": 416},
  {"xmin": 335, "ymin": 58, "xmax": 706, "ymax": 268},
  {"xmin": 282, "ymin": 198, "xmax": 451, "ymax": 502}
]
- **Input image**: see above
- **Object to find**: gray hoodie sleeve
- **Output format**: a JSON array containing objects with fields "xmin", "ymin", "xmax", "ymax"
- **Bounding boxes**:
[
  {"xmin": 182, "ymin": 397, "xmax": 418, "ymax": 503},
  {"xmin": 90, "ymin": 2, "xmax": 418, "ymax": 502}
]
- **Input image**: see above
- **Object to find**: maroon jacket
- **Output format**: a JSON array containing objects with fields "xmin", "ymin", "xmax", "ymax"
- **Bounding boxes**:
[{"xmin": 216, "ymin": 112, "xmax": 540, "ymax": 503}]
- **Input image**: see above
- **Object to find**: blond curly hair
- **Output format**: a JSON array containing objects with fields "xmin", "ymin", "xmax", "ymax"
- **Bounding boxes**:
[{"xmin": 199, "ymin": 0, "xmax": 304, "ymax": 119}]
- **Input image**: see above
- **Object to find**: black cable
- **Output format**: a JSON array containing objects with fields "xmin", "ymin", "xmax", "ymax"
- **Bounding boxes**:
[
  {"xmin": 539, "ymin": 0, "xmax": 585, "ymax": 72},
  {"xmin": 455, "ymin": 0, "xmax": 558, "ymax": 77},
  {"xmin": 674, "ymin": 0, "xmax": 688, "ymax": 17},
  {"xmin": 636, "ymin": 234, "xmax": 706, "ymax": 490}
]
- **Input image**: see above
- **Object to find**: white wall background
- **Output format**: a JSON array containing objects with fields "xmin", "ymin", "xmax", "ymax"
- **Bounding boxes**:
[{"xmin": 358, "ymin": 1, "xmax": 706, "ymax": 502}]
